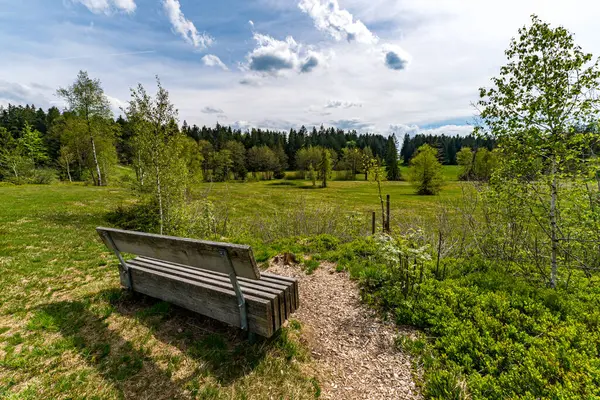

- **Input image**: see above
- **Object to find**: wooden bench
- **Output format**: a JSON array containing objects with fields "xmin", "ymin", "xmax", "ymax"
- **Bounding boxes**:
[{"xmin": 97, "ymin": 227, "xmax": 298, "ymax": 338}]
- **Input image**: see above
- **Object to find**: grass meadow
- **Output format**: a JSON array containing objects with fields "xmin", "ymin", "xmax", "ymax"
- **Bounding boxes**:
[{"xmin": 0, "ymin": 166, "xmax": 460, "ymax": 399}]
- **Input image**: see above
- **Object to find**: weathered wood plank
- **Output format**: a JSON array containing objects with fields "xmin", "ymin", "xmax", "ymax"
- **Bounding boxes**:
[
  {"xmin": 127, "ymin": 258, "xmax": 282, "ymax": 331},
  {"xmin": 136, "ymin": 257, "xmax": 291, "ymax": 324},
  {"xmin": 97, "ymin": 227, "xmax": 261, "ymax": 280},
  {"xmin": 257, "ymin": 276, "xmax": 293, "ymax": 317},
  {"xmin": 129, "ymin": 266, "xmax": 273, "ymax": 337},
  {"xmin": 261, "ymin": 274, "xmax": 299, "ymax": 313},
  {"xmin": 138, "ymin": 257, "xmax": 294, "ymax": 325}
]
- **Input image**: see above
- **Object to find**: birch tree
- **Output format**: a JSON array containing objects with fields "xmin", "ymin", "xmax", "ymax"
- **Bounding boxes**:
[
  {"xmin": 476, "ymin": 15, "xmax": 600, "ymax": 288},
  {"xmin": 57, "ymin": 71, "xmax": 114, "ymax": 186},
  {"xmin": 125, "ymin": 77, "xmax": 187, "ymax": 234}
]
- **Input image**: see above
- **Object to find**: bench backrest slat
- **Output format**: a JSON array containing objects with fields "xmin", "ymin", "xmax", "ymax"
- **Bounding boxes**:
[{"xmin": 97, "ymin": 227, "xmax": 261, "ymax": 280}]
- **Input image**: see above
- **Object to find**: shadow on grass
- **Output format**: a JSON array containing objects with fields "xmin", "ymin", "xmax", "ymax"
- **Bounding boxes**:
[
  {"xmin": 34, "ymin": 289, "xmax": 291, "ymax": 398},
  {"xmin": 267, "ymin": 181, "xmax": 298, "ymax": 187},
  {"xmin": 297, "ymin": 185, "xmax": 324, "ymax": 190}
]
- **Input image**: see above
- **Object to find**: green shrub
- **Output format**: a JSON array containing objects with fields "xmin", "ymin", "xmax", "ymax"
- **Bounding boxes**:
[
  {"xmin": 318, "ymin": 236, "xmax": 600, "ymax": 399},
  {"xmin": 302, "ymin": 259, "xmax": 320, "ymax": 274},
  {"xmin": 31, "ymin": 168, "xmax": 58, "ymax": 184}
]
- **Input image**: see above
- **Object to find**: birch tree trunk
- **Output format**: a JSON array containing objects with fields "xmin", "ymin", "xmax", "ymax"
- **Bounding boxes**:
[
  {"xmin": 549, "ymin": 160, "xmax": 559, "ymax": 288},
  {"xmin": 155, "ymin": 161, "xmax": 164, "ymax": 235},
  {"xmin": 90, "ymin": 135, "xmax": 102, "ymax": 186},
  {"xmin": 66, "ymin": 162, "xmax": 72, "ymax": 182}
]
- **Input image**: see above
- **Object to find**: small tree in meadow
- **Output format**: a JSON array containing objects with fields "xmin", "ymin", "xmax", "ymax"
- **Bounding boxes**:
[
  {"xmin": 318, "ymin": 148, "xmax": 332, "ymax": 188},
  {"xmin": 125, "ymin": 77, "xmax": 187, "ymax": 235},
  {"xmin": 408, "ymin": 144, "xmax": 444, "ymax": 195}
]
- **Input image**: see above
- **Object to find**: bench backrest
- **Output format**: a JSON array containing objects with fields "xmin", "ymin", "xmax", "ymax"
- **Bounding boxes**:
[{"xmin": 96, "ymin": 227, "xmax": 261, "ymax": 280}]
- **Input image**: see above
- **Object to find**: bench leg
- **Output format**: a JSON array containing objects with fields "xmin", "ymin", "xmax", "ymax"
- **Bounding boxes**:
[{"xmin": 220, "ymin": 248, "xmax": 249, "ymax": 334}]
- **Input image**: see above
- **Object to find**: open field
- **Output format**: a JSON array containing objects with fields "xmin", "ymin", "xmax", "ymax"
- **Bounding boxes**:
[
  {"xmin": 0, "ymin": 170, "xmax": 461, "ymax": 399},
  {"xmin": 0, "ymin": 184, "xmax": 322, "ymax": 399}
]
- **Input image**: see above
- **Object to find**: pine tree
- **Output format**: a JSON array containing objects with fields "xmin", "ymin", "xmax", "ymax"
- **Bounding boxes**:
[{"xmin": 385, "ymin": 134, "xmax": 401, "ymax": 180}]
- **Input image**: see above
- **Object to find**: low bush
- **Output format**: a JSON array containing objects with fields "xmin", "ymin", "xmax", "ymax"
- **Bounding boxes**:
[
  {"xmin": 30, "ymin": 168, "xmax": 58, "ymax": 184},
  {"xmin": 330, "ymin": 236, "xmax": 600, "ymax": 399}
]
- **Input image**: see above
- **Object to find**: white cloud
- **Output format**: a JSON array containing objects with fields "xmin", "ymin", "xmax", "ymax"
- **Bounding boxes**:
[
  {"xmin": 201, "ymin": 106, "xmax": 224, "ymax": 114},
  {"xmin": 249, "ymin": 20, "xmax": 255, "ymax": 28},
  {"xmin": 298, "ymin": 0, "xmax": 377, "ymax": 44},
  {"xmin": 112, "ymin": 0, "xmax": 136, "ymax": 13},
  {"xmin": 298, "ymin": 0, "xmax": 410, "ymax": 71},
  {"xmin": 162, "ymin": 0, "xmax": 213, "ymax": 48},
  {"xmin": 243, "ymin": 33, "xmax": 325, "ymax": 76},
  {"xmin": 8, "ymin": 0, "xmax": 600, "ymax": 137},
  {"xmin": 325, "ymin": 100, "xmax": 362, "ymax": 108},
  {"xmin": 71, "ymin": 0, "xmax": 136, "ymax": 14},
  {"xmin": 202, "ymin": 54, "xmax": 229, "ymax": 70},
  {"xmin": 389, "ymin": 123, "xmax": 474, "ymax": 137}
]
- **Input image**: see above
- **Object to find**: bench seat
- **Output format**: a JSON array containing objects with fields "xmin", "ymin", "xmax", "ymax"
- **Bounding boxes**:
[
  {"xmin": 127, "ymin": 257, "xmax": 298, "ymax": 337},
  {"xmin": 97, "ymin": 227, "xmax": 299, "ymax": 338}
]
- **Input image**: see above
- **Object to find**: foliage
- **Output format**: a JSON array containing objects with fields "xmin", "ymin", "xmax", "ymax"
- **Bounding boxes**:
[
  {"xmin": 400, "ymin": 132, "xmax": 496, "ymax": 166},
  {"xmin": 477, "ymin": 15, "xmax": 600, "ymax": 288},
  {"xmin": 57, "ymin": 70, "xmax": 115, "ymax": 186},
  {"xmin": 124, "ymin": 77, "xmax": 188, "ymax": 235},
  {"xmin": 315, "ymin": 235, "xmax": 600, "ymax": 400},
  {"xmin": 318, "ymin": 148, "xmax": 332, "ymax": 188},
  {"xmin": 247, "ymin": 145, "xmax": 279, "ymax": 180},
  {"xmin": 457, "ymin": 147, "xmax": 498, "ymax": 181},
  {"xmin": 385, "ymin": 134, "xmax": 401, "ymax": 181},
  {"xmin": 408, "ymin": 144, "xmax": 444, "ymax": 195}
]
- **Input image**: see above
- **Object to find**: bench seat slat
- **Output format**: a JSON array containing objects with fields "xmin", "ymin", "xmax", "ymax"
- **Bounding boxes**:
[
  {"xmin": 127, "ymin": 258, "xmax": 282, "ymax": 331},
  {"xmin": 136, "ymin": 257, "xmax": 294, "ymax": 321},
  {"xmin": 128, "ymin": 266, "xmax": 273, "ymax": 337},
  {"xmin": 261, "ymin": 274, "xmax": 299, "ymax": 313}
]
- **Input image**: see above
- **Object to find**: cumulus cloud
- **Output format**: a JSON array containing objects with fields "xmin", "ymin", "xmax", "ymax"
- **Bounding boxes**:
[
  {"xmin": 298, "ymin": 0, "xmax": 377, "ymax": 44},
  {"xmin": 299, "ymin": 0, "xmax": 410, "ymax": 71},
  {"xmin": 300, "ymin": 54, "xmax": 320, "ymax": 73},
  {"xmin": 71, "ymin": 0, "xmax": 136, "ymax": 14},
  {"xmin": 244, "ymin": 33, "xmax": 324, "ymax": 76},
  {"xmin": 389, "ymin": 123, "xmax": 474, "ymax": 137},
  {"xmin": 382, "ymin": 44, "xmax": 411, "ymax": 71},
  {"xmin": 325, "ymin": 100, "xmax": 362, "ymax": 109},
  {"xmin": 163, "ymin": 0, "xmax": 213, "ymax": 48},
  {"xmin": 202, "ymin": 54, "xmax": 228, "ymax": 70},
  {"xmin": 201, "ymin": 106, "xmax": 224, "ymax": 114}
]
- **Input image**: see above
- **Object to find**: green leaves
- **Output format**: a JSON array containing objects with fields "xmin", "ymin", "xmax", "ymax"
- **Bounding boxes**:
[{"xmin": 408, "ymin": 144, "xmax": 444, "ymax": 195}]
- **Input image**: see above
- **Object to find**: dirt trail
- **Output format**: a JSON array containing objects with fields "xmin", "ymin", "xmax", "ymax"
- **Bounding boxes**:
[{"xmin": 267, "ymin": 259, "xmax": 421, "ymax": 400}]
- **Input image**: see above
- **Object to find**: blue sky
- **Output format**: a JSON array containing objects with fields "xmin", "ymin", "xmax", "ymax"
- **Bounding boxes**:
[{"xmin": 1, "ymin": 0, "xmax": 599, "ymax": 136}]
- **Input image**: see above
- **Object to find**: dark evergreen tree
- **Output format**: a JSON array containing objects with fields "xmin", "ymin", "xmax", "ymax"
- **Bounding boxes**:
[{"xmin": 385, "ymin": 134, "xmax": 401, "ymax": 180}]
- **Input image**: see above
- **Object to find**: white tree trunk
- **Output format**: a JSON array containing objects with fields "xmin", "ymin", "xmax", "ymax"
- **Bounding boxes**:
[
  {"xmin": 550, "ymin": 161, "xmax": 558, "ymax": 288},
  {"xmin": 66, "ymin": 162, "xmax": 72, "ymax": 182},
  {"xmin": 90, "ymin": 136, "xmax": 102, "ymax": 186},
  {"xmin": 155, "ymin": 162, "xmax": 164, "ymax": 235}
]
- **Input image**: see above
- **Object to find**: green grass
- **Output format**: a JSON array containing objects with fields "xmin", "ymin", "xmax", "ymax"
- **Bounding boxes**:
[
  {"xmin": 195, "ymin": 166, "xmax": 463, "ymax": 229},
  {"xmin": 0, "ymin": 184, "xmax": 320, "ymax": 399},
  {"xmin": 0, "ymin": 166, "xmax": 462, "ymax": 399}
]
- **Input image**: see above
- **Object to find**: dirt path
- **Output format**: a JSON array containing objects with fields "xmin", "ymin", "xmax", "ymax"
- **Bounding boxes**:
[{"xmin": 267, "ymin": 259, "xmax": 421, "ymax": 400}]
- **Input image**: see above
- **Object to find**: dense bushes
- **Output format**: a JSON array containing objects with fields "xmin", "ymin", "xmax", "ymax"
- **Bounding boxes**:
[{"xmin": 328, "ymin": 237, "xmax": 600, "ymax": 399}]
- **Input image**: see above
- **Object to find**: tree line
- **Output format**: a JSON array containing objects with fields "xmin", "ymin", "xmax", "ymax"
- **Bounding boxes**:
[{"xmin": 1, "ymin": 91, "xmax": 491, "ymax": 186}]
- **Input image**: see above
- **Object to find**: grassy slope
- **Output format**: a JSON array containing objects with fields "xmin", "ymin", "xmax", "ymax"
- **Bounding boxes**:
[
  {"xmin": 0, "ymin": 166, "xmax": 461, "ymax": 399},
  {"xmin": 0, "ymin": 185, "xmax": 319, "ymax": 399}
]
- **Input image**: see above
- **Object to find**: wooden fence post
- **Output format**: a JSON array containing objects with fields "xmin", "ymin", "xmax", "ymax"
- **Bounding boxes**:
[{"xmin": 371, "ymin": 211, "xmax": 376, "ymax": 235}]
